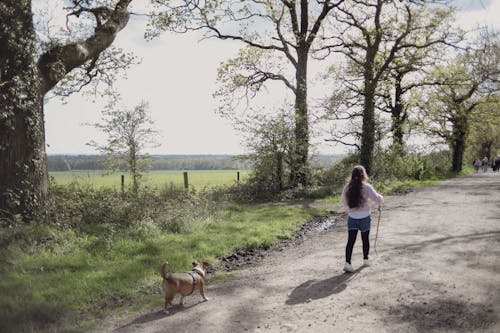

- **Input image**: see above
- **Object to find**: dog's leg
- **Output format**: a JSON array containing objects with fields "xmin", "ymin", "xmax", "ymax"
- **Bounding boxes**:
[
  {"xmin": 199, "ymin": 280, "xmax": 209, "ymax": 301},
  {"xmin": 179, "ymin": 295, "xmax": 185, "ymax": 305},
  {"xmin": 164, "ymin": 295, "xmax": 174, "ymax": 315}
]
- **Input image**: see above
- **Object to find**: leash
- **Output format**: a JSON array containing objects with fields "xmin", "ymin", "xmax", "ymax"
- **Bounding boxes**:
[{"xmin": 374, "ymin": 205, "xmax": 382, "ymax": 255}]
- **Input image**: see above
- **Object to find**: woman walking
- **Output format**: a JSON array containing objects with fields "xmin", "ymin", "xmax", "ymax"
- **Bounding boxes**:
[
  {"xmin": 482, "ymin": 156, "xmax": 489, "ymax": 173},
  {"xmin": 473, "ymin": 158, "xmax": 482, "ymax": 173},
  {"xmin": 341, "ymin": 165, "xmax": 384, "ymax": 272}
]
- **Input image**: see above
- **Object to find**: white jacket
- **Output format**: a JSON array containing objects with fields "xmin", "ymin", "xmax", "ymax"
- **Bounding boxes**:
[{"xmin": 341, "ymin": 182, "xmax": 383, "ymax": 219}]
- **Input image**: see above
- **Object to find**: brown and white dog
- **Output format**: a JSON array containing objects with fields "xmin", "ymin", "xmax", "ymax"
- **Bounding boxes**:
[{"xmin": 160, "ymin": 261, "xmax": 209, "ymax": 314}]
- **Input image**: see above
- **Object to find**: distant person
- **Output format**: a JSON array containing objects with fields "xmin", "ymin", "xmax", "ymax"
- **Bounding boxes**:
[
  {"xmin": 482, "ymin": 156, "xmax": 489, "ymax": 173},
  {"xmin": 494, "ymin": 156, "xmax": 500, "ymax": 173},
  {"xmin": 341, "ymin": 165, "xmax": 383, "ymax": 273},
  {"xmin": 474, "ymin": 158, "xmax": 482, "ymax": 173}
]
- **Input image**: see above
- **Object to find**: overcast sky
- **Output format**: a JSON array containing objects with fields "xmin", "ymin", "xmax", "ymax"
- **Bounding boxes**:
[{"xmin": 43, "ymin": 0, "xmax": 500, "ymax": 156}]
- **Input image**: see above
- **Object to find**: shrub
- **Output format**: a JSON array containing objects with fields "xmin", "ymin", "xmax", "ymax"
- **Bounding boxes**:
[
  {"xmin": 208, "ymin": 181, "xmax": 275, "ymax": 203},
  {"xmin": 48, "ymin": 182, "xmax": 219, "ymax": 236},
  {"xmin": 52, "ymin": 183, "xmax": 148, "ymax": 230},
  {"xmin": 371, "ymin": 147, "xmax": 453, "ymax": 181},
  {"xmin": 317, "ymin": 154, "xmax": 358, "ymax": 187},
  {"xmin": 420, "ymin": 150, "xmax": 453, "ymax": 178},
  {"xmin": 315, "ymin": 148, "xmax": 453, "ymax": 192}
]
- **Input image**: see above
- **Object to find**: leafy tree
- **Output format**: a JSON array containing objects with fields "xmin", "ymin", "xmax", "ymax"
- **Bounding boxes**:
[
  {"xmin": 87, "ymin": 100, "xmax": 160, "ymax": 193},
  {"xmin": 242, "ymin": 109, "xmax": 295, "ymax": 193},
  {"xmin": 149, "ymin": 0, "xmax": 344, "ymax": 187},
  {"xmin": 417, "ymin": 33, "xmax": 499, "ymax": 172},
  {"xmin": 467, "ymin": 96, "xmax": 500, "ymax": 161},
  {"xmin": 379, "ymin": 7, "xmax": 460, "ymax": 152},
  {"xmin": 323, "ymin": 0, "xmax": 454, "ymax": 174},
  {"xmin": 0, "ymin": 0, "xmax": 134, "ymax": 219}
]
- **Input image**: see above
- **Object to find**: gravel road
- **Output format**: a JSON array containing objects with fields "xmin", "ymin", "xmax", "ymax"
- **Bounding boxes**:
[{"xmin": 105, "ymin": 173, "xmax": 500, "ymax": 333}]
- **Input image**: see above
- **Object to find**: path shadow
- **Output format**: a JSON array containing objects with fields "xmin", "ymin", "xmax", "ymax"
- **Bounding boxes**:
[
  {"xmin": 286, "ymin": 267, "xmax": 365, "ymax": 305},
  {"xmin": 387, "ymin": 298, "xmax": 497, "ymax": 332},
  {"xmin": 113, "ymin": 301, "xmax": 204, "ymax": 331}
]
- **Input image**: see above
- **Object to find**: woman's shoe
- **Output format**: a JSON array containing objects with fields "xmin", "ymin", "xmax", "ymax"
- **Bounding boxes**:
[{"xmin": 343, "ymin": 262, "xmax": 354, "ymax": 272}]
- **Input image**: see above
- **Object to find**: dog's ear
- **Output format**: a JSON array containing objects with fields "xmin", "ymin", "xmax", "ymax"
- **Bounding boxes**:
[{"xmin": 192, "ymin": 261, "xmax": 197, "ymax": 267}]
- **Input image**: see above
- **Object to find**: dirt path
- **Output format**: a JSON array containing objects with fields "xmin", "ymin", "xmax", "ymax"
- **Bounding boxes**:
[{"xmin": 106, "ymin": 173, "xmax": 500, "ymax": 333}]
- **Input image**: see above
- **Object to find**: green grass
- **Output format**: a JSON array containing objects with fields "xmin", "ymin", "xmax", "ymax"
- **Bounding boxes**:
[
  {"xmin": 50, "ymin": 170, "xmax": 250, "ymax": 188},
  {"xmin": 0, "ymin": 203, "xmax": 326, "ymax": 332}
]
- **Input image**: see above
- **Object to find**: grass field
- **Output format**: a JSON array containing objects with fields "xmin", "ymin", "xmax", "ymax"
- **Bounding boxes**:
[{"xmin": 50, "ymin": 170, "xmax": 250, "ymax": 188}]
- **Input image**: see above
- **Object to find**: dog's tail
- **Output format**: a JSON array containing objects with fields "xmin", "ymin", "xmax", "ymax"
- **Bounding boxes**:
[{"xmin": 160, "ymin": 261, "xmax": 169, "ymax": 280}]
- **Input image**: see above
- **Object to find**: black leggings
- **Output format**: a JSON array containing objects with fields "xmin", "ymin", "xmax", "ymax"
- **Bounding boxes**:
[{"xmin": 345, "ymin": 229, "xmax": 370, "ymax": 264}]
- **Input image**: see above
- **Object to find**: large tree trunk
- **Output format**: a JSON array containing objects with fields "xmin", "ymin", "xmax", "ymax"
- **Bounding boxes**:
[
  {"xmin": 0, "ymin": 1, "xmax": 49, "ymax": 219},
  {"xmin": 0, "ymin": 0, "xmax": 133, "ymax": 220},
  {"xmin": 391, "ymin": 72, "xmax": 407, "ymax": 152},
  {"xmin": 451, "ymin": 135, "xmax": 466, "ymax": 173},
  {"xmin": 360, "ymin": 49, "xmax": 377, "ymax": 175},
  {"xmin": 275, "ymin": 150, "xmax": 284, "ymax": 191},
  {"xmin": 359, "ymin": 37, "xmax": 381, "ymax": 176},
  {"xmin": 292, "ymin": 48, "xmax": 309, "ymax": 186},
  {"xmin": 360, "ymin": 88, "xmax": 376, "ymax": 175},
  {"xmin": 451, "ymin": 113, "xmax": 469, "ymax": 173}
]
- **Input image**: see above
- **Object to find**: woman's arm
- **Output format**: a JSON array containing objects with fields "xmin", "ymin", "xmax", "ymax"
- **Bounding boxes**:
[
  {"xmin": 365, "ymin": 183, "xmax": 383, "ymax": 204},
  {"xmin": 341, "ymin": 184, "xmax": 349, "ymax": 208}
]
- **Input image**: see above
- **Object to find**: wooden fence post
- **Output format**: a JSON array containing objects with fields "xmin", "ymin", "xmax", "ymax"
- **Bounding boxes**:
[
  {"xmin": 121, "ymin": 175, "xmax": 125, "ymax": 194},
  {"xmin": 183, "ymin": 171, "xmax": 189, "ymax": 189},
  {"xmin": 237, "ymin": 171, "xmax": 240, "ymax": 183}
]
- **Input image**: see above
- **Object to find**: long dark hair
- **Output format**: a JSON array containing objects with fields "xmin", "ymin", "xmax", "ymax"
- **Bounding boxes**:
[{"xmin": 346, "ymin": 165, "xmax": 368, "ymax": 208}]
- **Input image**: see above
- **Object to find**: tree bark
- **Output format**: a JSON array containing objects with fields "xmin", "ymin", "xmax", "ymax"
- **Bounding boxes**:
[
  {"xmin": 360, "ymin": 45, "xmax": 377, "ymax": 175},
  {"xmin": 451, "ymin": 112, "xmax": 469, "ymax": 173},
  {"xmin": 360, "ymin": 84, "xmax": 376, "ymax": 175},
  {"xmin": 391, "ymin": 72, "xmax": 407, "ymax": 151},
  {"xmin": 0, "ymin": 1, "xmax": 49, "ymax": 219},
  {"xmin": 276, "ymin": 150, "xmax": 284, "ymax": 191},
  {"xmin": 451, "ymin": 135, "xmax": 465, "ymax": 173},
  {"xmin": 0, "ymin": 0, "xmax": 133, "ymax": 220},
  {"xmin": 292, "ymin": 47, "xmax": 310, "ymax": 186}
]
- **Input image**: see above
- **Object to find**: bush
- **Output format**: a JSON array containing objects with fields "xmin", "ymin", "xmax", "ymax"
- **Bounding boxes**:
[
  {"xmin": 420, "ymin": 150, "xmax": 453, "ymax": 178},
  {"xmin": 371, "ymin": 147, "xmax": 452, "ymax": 181},
  {"xmin": 317, "ymin": 154, "xmax": 358, "ymax": 187},
  {"xmin": 48, "ymin": 182, "xmax": 219, "ymax": 236},
  {"xmin": 315, "ymin": 148, "xmax": 454, "ymax": 193},
  {"xmin": 208, "ymin": 181, "xmax": 275, "ymax": 203},
  {"xmin": 52, "ymin": 183, "xmax": 148, "ymax": 230}
]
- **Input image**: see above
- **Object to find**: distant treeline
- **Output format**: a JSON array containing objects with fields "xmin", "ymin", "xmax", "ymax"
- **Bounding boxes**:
[{"xmin": 47, "ymin": 154, "xmax": 343, "ymax": 171}]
